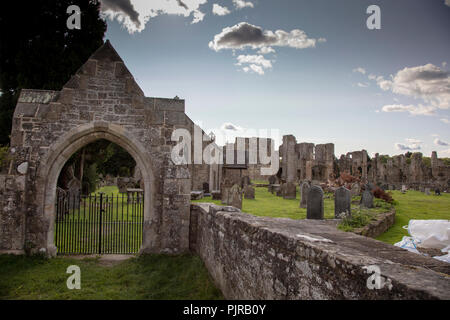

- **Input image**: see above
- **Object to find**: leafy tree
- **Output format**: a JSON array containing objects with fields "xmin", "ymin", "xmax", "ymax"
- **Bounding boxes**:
[{"xmin": 0, "ymin": 0, "xmax": 107, "ymax": 145}]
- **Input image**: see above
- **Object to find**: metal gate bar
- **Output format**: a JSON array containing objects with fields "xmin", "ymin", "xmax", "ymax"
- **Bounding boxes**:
[{"xmin": 55, "ymin": 191, "xmax": 144, "ymax": 255}]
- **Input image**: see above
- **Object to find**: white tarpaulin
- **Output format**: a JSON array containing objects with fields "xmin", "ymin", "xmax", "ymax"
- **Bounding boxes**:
[{"xmin": 394, "ymin": 219, "xmax": 450, "ymax": 263}]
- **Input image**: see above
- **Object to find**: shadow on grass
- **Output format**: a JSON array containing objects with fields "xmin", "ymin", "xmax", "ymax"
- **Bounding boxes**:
[{"xmin": 0, "ymin": 253, "xmax": 223, "ymax": 300}]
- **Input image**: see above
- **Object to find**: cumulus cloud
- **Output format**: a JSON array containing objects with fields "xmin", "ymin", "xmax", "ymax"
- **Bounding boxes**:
[
  {"xmin": 357, "ymin": 82, "xmax": 369, "ymax": 88},
  {"xmin": 441, "ymin": 118, "xmax": 450, "ymax": 124},
  {"xmin": 232, "ymin": 0, "xmax": 254, "ymax": 9},
  {"xmin": 209, "ymin": 22, "xmax": 324, "ymax": 52},
  {"xmin": 100, "ymin": 0, "xmax": 207, "ymax": 33},
  {"xmin": 257, "ymin": 46, "xmax": 276, "ymax": 55},
  {"xmin": 373, "ymin": 64, "xmax": 450, "ymax": 110},
  {"xmin": 434, "ymin": 138, "xmax": 449, "ymax": 146},
  {"xmin": 236, "ymin": 54, "xmax": 272, "ymax": 71},
  {"xmin": 381, "ymin": 104, "xmax": 436, "ymax": 116},
  {"xmin": 353, "ymin": 67, "xmax": 366, "ymax": 75},
  {"xmin": 212, "ymin": 3, "xmax": 230, "ymax": 16},
  {"xmin": 395, "ymin": 143, "xmax": 421, "ymax": 151}
]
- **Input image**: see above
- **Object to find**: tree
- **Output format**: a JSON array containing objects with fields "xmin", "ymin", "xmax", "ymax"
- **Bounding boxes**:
[{"xmin": 0, "ymin": 0, "xmax": 107, "ymax": 144}]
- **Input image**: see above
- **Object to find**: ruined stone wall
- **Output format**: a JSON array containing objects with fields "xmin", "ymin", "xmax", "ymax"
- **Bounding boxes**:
[{"xmin": 190, "ymin": 203, "xmax": 450, "ymax": 300}]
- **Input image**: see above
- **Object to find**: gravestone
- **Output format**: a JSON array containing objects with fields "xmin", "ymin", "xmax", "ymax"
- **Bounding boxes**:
[
  {"xmin": 221, "ymin": 187, "xmax": 229, "ymax": 204},
  {"xmin": 401, "ymin": 185, "xmax": 407, "ymax": 193},
  {"xmin": 300, "ymin": 181, "xmax": 310, "ymax": 208},
  {"xmin": 229, "ymin": 184, "xmax": 242, "ymax": 209},
  {"xmin": 350, "ymin": 183, "xmax": 360, "ymax": 197},
  {"xmin": 268, "ymin": 175, "xmax": 278, "ymax": 185},
  {"xmin": 190, "ymin": 191, "xmax": 204, "ymax": 200},
  {"xmin": 211, "ymin": 190, "xmax": 221, "ymax": 200},
  {"xmin": 306, "ymin": 185, "xmax": 324, "ymax": 220},
  {"xmin": 366, "ymin": 183, "xmax": 374, "ymax": 192},
  {"xmin": 272, "ymin": 184, "xmax": 280, "ymax": 195},
  {"xmin": 335, "ymin": 186, "xmax": 351, "ymax": 218},
  {"xmin": 435, "ymin": 188, "xmax": 441, "ymax": 196},
  {"xmin": 244, "ymin": 185, "xmax": 255, "ymax": 199},
  {"xmin": 420, "ymin": 186, "xmax": 425, "ymax": 193},
  {"xmin": 283, "ymin": 181, "xmax": 296, "ymax": 199},
  {"xmin": 203, "ymin": 182, "xmax": 210, "ymax": 194},
  {"xmin": 360, "ymin": 190, "xmax": 374, "ymax": 208},
  {"xmin": 425, "ymin": 188, "xmax": 430, "ymax": 195},
  {"xmin": 241, "ymin": 176, "xmax": 251, "ymax": 188},
  {"xmin": 277, "ymin": 183, "xmax": 285, "ymax": 197}
]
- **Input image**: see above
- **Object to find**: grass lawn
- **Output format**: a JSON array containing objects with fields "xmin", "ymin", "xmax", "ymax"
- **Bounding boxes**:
[
  {"xmin": 193, "ymin": 186, "xmax": 449, "ymax": 246},
  {"xmin": 193, "ymin": 186, "xmax": 391, "ymax": 220},
  {"xmin": 376, "ymin": 190, "xmax": 450, "ymax": 244},
  {"xmin": 0, "ymin": 254, "xmax": 223, "ymax": 300}
]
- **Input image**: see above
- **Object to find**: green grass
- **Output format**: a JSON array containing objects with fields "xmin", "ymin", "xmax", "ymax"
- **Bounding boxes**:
[
  {"xmin": 376, "ymin": 190, "xmax": 450, "ymax": 244},
  {"xmin": 193, "ymin": 186, "xmax": 390, "ymax": 220},
  {"xmin": 194, "ymin": 187, "xmax": 449, "ymax": 246},
  {"xmin": 0, "ymin": 254, "xmax": 223, "ymax": 300}
]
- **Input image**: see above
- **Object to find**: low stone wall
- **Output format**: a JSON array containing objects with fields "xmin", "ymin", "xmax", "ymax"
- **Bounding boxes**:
[
  {"xmin": 353, "ymin": 210, "xmax": 396, "ymax": 238},
  {"xmin": 190, "ymin": 203, "xmax": 450, "ymax": 300}
]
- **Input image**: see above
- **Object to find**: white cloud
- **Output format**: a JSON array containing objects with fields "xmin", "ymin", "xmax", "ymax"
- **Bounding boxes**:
[
  {"xmin": 405, "ymin": 138, "xmax": 422, "ymax": 144},
  {"xmin": 440, "ymin": 148, "xmax": 450, "ymax": 155},
  {"xmin": 434, "ymin": 138, "xmax": 449, "ymax": 146},
  {"xmin": 221, "ymin": 122, "xmax": 242, "ymax": 131},
  {"xmin": 357, "ymin": 82, "xmax": 369, "ymax": 88},
  {"xmin": 372, "ymin": 64, "xmax": 450, "ymax": 110},
  {"xmin": 212, "ymin": 4, "xmax": 230, "ymax": 16},
  {"xmin": 236, "ymin": 55, "xmax": 272, "ymax": 69},
  {"xmin": 209, "ymin": 22, "xmax": 324, "ymax": 52},
  {"xmin": 257, "ymin": 47, "xmax": 276, "ymax": 55},
  {"xmin": 353, "ymin": 67, "xmax": 366, "ymax": 75},
  {"xmin": 395, "ymin": 138, "xmax": 423, "ymax": 151},
  {"xmin": 443, "ymin": 62, "xmax": 448, "ymax": 68},
  {"xmin": 381, "ymin": 104, "xmax": 436, "ymax": 116},
  {"xmin": 395, "ymin": 142, "xmax": 421, "ymax": 151},
  {"xmin": 100, "ymin": 0, "xmax": 207, "ymax": 33},
  {"xmin": 232, "ymin": 0, "xmax": 254, "ymax": 9},
  {"xmin": 441, "ymin": 118, "xmax": 450, "ymax": 124}
]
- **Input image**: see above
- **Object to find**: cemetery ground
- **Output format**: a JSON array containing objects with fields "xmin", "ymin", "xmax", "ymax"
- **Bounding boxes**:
[{"xmin": 193, "ymin": 184, "xmax": 450, "ymax": 245}]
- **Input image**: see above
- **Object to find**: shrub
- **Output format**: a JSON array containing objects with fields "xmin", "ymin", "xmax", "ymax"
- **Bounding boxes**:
[
  {"xmin": 372, "ymin": 187, "xmax": 393, "ymax": 203},
  {"xmin": 338, "ymin": 209, "xmax": 375, "ymax": 232}
]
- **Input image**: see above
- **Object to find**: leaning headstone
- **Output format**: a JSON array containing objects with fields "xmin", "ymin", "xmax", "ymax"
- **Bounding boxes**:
[
  {"xmin": 335, "ymin": 186, "xmax": 351, "ymax": 218},
  {"xmin": 229, "ymin": 184, "xmax": 242, "ymax": 209},
  {"xmin": 283, "ymin": 181, "xmax": 296, "ymax": 199},
  {"xmin": 307, "ymin": 186, "xmax": 324, "ymax": 220},
  {"xmin": 435, "ymin": 188, "xmax": 441, "ymax": 196},
  {"xmin": 244, "ymin": 185, "xmax": 255, "ymax": 199},
  {"xmin": 425, "ymin": 188, "xmax": 430, "ymax": 195},
  {"xmin": 360, "ymin": 190, "xmax": 374, "ymax": 208},
  {"xmin": 300, "ymin": 181, "xmax": 310, "ymax": 208}
]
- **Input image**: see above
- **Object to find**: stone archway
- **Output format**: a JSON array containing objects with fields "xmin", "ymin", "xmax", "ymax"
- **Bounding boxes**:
[
  {"xmin": 0, "ymin": 41, "xmax": 196, "ymax": 256},
  {"xmin": 36, "ymin": 122, "xmax": 155, "ymax": 256}
]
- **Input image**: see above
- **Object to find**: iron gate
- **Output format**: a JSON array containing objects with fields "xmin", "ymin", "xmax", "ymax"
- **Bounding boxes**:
[{"xmin": 55, "ymin": 191, "xmax": 144, "ymax": 255}]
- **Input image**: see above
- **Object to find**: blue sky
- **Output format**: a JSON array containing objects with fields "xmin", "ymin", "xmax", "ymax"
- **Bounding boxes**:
[{"xmin": 101, "ymin": 0, "xmax": 450, "ymax": 158}]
